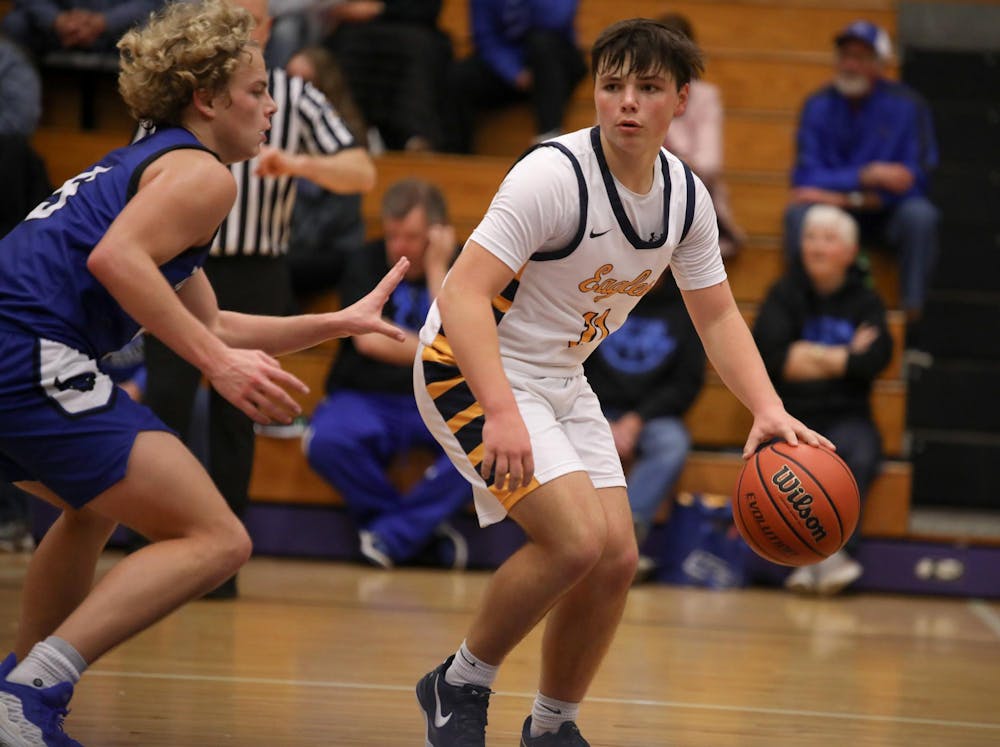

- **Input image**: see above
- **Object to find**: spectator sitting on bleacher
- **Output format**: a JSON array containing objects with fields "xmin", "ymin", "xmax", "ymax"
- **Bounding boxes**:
[
  {"xmin": 784, "ymin": 19, "xmax": 939, "ymax": 328},
  {"xmin": 658, "ymin": 12, "xmax": 745, "ymax": 260},
  {"xmin": 1, "ymin": 31, "xmax": 50, "ymax": 239},
  {"xmin": 583, "ymin": 269, "xmax": 705, "ymax": 582},
  {"xmin": 0, "ymin": 33, "xmax": 41, "ymax": 136},
  {"xmin": 266, "ymin": 0, "xmax": 341, "ymax": 68},
  {"xmin": 0, "ymin": 34, "xmax": 46, "ymax": 551},
  {"xmin": 303, "ymin": 179, "xmax": 472, "ymax": 569},
  {"xmin": 443, "ymin": 0, "xmax": 587, "ymax": 154},
  {"xmin": 754, "ymin": 205, "xmax": 892, "ymax": 595},
  {"xmin": 324, "ymin": 0, "xmax": 452, "ymax": 151},
  {"xmin": 2, "ymin": 0, "xmax": 163, "ymax": 58}
]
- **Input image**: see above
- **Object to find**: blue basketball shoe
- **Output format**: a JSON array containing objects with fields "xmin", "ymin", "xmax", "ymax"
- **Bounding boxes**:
[
  {"xmin": 520, "ymin": 716, "xmax": 590, "ymax": 746},
  {"xmin": 416, "ymin": 655, "xmax": 491, "ymax": 746},
  {"xmin": 0, "ymin": 654, "xmax": 83, "ymax": 746}
]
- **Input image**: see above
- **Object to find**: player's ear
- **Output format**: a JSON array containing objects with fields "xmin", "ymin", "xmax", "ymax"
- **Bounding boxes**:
[
  {"xmin": 192, "ymin": 88, "xmax": 217, "ymax": 119},
  {"xmin": 674, "ymin": 82, "xmax": 690, "ymax": 117}
]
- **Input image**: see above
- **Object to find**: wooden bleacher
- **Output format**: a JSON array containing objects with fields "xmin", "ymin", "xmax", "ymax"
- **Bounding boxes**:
[{"xmin": 26, "ymin": 0, "xmax": 914, "ymax": 541}]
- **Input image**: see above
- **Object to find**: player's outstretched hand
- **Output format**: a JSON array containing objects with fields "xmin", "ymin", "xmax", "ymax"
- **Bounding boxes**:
[
  {"xmin": 207, "ymin": 348, "xmax": 309, "ymax": 425},
  {"xmin": 742, "ymin": 405, "xmax": 835, "ymax": 459},
  {"xmin": 336, "ymin": 257, "xmax": 411, "ymax": 341}
]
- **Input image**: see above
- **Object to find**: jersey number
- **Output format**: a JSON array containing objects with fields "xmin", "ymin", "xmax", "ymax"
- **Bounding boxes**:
[
  {"xmin": 25, "ymin": 166, "xmax": 112, "ymax": 221},
  {"xmin": 569, "ymin": 309, "xmax": 610, "ymax": 348}
]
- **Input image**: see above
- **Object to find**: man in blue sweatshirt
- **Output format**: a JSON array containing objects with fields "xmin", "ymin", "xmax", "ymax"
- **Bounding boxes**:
[
  {"xmin": 444, "ymin": 0, "xmax": 586, "ymax": 153},
  {"xmin": 784, "ymin": 20, "xmax": 939, "ymax": 323}
]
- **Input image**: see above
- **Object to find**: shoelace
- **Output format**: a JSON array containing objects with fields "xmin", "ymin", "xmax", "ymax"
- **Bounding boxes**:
[
  {"xmin": 47, "ymin": 705, "xmax": 69, "ymax": 734},
  {"xmin": 453, "ymin": 686, "xmax": 491, "ymax": 740},
  {"xmin": 549, "ymin": 722, "xmax": 588, "ymax": 746}
]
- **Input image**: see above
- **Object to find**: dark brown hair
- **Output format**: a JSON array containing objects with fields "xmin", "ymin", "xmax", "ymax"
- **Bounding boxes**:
[{"xmin": 591, "ymin": 17, "xmax": 704, "ymax": 89}]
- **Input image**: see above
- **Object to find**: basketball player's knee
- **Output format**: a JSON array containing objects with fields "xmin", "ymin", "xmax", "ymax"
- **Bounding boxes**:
[
  {"xmin": 212, "ymin": 518, "xmax": 253, "ymax": 574},
  {"xmin": 601, "ymin": 538, "xmax": 640, "ymax": 591},
  {"xmin": 550, "ymin": 526, "xmax": 607, "ymax": 580},
  {"xmin": 64, "ymin": 507, "xmax": 117, "ymax": 540}
]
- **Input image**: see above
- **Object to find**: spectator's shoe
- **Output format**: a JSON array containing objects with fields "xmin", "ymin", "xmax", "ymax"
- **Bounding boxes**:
[
  {"xmin": 815, "ymin": 551, "xmax": 863, "ymax": 596},
  {"xmin": 202, "ymin": 575, "xmax": 238, "ymax": 601},
  {"xmin": 520, "ymin": 717, "xmax": 590, "ymax": 746},
  {"xmin": 416, "ymin": 656, "xmax": 490, "ymax": 746},
  {"xmin": 358, "ymin": 530, "xmax": 394, "ymax": 569},
  {"xmin": 632, "ymin": 554, "xmax": 658, "ymax": 585},
  {"xmin": 253, "ymin": 415, "xmax": 308, "ymax": 439},
  {"xmin": 0, "ymin": 654, "xmax": 83, "ymax": 746},
  {"xmin": 783, "ymin": 565, "xmax": 819, "ymax": 594},
  {"xmin": 0, "ymin": 521, "xmax": 34, "ymax": 554},
  {"xmin": 434, "ymin": 523, "xmax": 469, "ymax": 570}
]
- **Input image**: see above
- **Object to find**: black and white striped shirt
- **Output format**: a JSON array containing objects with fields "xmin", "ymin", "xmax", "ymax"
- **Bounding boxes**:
[
  {"xmin": 215, "ymin": 67, "xmax": 355, "ymax": 257},
  {"xmin": 137, "ymin": 67, "xmax": 356, "ymax": 258}
]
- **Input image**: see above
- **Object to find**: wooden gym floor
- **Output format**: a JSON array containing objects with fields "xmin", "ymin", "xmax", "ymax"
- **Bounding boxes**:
[{"xmin": 1, "ymin": 552, "xmax": 998, "ymax": 746}]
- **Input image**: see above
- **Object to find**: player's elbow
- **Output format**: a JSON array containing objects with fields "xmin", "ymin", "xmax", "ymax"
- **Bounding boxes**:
[{"xmin": 86, "ymin": 245, "xmax": 116, "ymax": 284}]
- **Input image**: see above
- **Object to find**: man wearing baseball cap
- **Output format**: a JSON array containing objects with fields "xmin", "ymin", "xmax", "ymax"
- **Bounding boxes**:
[{"xmin": 784, "ymin": 19, "xmax": 939, "ymax": 326}]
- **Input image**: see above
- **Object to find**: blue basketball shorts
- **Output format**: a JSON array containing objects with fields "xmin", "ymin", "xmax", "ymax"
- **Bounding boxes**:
[{"xmin": 0, "ymin": 328, "xmax": 172, "ymax": 508}]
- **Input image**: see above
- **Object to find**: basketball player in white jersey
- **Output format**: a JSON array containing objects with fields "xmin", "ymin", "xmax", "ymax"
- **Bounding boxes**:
[{"xmin": 413, "ymin": 18, "xmax": 833, "ymax": 747}]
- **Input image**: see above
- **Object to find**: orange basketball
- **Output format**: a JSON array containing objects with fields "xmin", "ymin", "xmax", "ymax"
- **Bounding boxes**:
[{"xmin": 733, "ymin": 441, "xmax": 860, "ymax": 566}]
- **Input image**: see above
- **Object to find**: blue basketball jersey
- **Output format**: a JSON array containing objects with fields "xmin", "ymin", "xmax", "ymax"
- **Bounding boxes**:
[{"xmin": 0, "ymin": 127, "xmax": 216, "ymax": 359}]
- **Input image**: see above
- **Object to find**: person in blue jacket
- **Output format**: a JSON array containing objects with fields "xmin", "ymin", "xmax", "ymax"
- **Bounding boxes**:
[
  {"xmin": 444, "ymin": 0, "xmax": 587, "ymax": 153},
  {"xmin": 0, "ymin": 2, "xmax": 406, "ymax": 744},
  {"xmin": 784, "ymin": 20, "xmax": 939, "ymax": 322},
  {"xmin": 1, "ymin": 0, "xmax": 163, "ymax": 57}
]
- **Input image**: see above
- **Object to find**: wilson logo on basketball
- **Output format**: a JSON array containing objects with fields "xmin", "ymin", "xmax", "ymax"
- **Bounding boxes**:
[{"xmin": 770, "ymin": 465, "xmax": 828, "ymax": 542}]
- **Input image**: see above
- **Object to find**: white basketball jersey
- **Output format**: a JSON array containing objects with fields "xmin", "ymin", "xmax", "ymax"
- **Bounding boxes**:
[{"xmin": 419, "ymin": 127, "xmax": 726, "ymax": 377}]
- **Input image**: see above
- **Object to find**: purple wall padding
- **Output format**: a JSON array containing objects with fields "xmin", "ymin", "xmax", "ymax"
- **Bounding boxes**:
[{"xmin": 30, "ymin": 502, "xmax": 999, "ymax": 597}]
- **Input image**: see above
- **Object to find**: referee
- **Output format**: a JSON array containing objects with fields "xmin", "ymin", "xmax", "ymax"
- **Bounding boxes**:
[{"xmin": 141, "ymin": 0, "xmax": 376, "ymax": 598}]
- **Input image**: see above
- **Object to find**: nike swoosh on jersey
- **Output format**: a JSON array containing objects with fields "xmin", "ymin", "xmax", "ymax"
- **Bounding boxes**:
[
  {"xmin": 434, "ymin": 675, "xmax": 453, "ymax": 728},
  {"xmin": 589, "ymin": 228, "xmax": 612, "ymax": 238}
]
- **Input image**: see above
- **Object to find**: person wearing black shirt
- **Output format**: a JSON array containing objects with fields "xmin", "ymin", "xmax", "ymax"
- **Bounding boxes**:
[
  {"xmin": 584, "ymin": 270, "xmax": 706, "ymax": 577},
  {"xmin": 754, "ymin": 204, "xmax": 892, "ymax": 594},
  {"xmin": 304, "ymin": 179, "xmax": 470, "ymax": 568}
]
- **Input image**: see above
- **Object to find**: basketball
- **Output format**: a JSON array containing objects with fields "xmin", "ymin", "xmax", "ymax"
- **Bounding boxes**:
[{"xmin": 733, "ymin": 441, "xmax": 860, "ymax": 566}]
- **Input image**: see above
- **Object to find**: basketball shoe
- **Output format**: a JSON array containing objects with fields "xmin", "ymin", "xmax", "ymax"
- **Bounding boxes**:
[
  {"xmin": 0, "ymin": 654, "xmax": 83, "ymax": 746},
  {"xmin": 358, "ymin": 530, "xmax": 394, "ymax": 569},
  {"xmin": 416, "ymin": 656, "xmax": 491, "ymax": 746},
  {"xmin": 520, "ymin": 716, "xmax": 590, "ymax": 746}
]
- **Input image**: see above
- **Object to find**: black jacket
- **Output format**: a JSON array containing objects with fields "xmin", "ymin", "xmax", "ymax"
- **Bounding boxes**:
[{"xmin": 753, "ymin": 265, "xmax": 892, "ymax": 420}]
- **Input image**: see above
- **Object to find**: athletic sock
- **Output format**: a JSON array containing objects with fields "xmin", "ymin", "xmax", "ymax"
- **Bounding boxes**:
[
  {"xmin": 7, "ymin": 637, "xmax": 87, "ymax": 689},
  {"xmin": 530, "ymin": 692, "xmax": 580, "ymax": 737},
  {"xmin": 444, "ymin": 640, "xmax": 498, "ymax": 689}
]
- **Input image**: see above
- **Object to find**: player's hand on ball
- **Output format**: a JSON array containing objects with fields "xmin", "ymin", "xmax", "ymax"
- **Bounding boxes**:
[{"xmin": 744, "ymin": 406, "xmax": 834, "ymax": 459}]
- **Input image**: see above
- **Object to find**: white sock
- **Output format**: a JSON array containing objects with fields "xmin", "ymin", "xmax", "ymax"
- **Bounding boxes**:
[
  {"xmin": 7, "ymin": 637, "xmax": 86, "ymax": 689},
  {"xmin": 530, "ymin": 692, "xmax": 580, "ymax": 737},
  {"xmin": 444, "ymin": 640, "xmax": 498, "ymax": 689}
]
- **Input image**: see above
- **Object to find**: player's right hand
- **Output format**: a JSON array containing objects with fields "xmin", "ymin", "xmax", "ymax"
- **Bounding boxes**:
[
  {"xmin": 206, "ymin": 348, "xmax": 308, "ymax": 425},
  {"xmin": 481, "ymin": 409, "xmax": 534, "ymax": 492}
]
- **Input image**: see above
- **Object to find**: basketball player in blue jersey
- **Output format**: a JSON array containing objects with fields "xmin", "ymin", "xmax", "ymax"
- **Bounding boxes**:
[
  {"xmin": 0, "ymin": 2, "xmax": 407, "ymax": 745},
  {"xmin": 414, "ymin": 19, "xmax": 834, "ymax": 746}
]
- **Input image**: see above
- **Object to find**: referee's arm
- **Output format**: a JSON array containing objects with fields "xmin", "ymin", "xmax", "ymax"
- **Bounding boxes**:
[{"xmin": 254, "ymin": 145, "xmax": 376, "ymax": 193}]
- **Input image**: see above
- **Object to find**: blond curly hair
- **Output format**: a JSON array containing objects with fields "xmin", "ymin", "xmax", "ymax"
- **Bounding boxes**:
[{"xmin": 118, "ymin": 0, "xmax": 255, "ymax": 127}]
